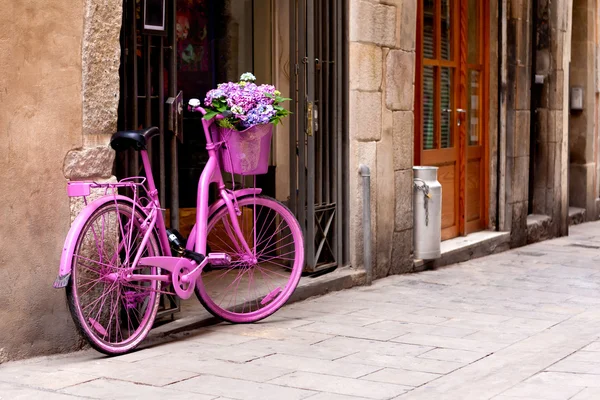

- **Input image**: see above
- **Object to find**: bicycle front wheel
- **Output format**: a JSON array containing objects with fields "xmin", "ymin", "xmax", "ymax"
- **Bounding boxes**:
[
  {"xmin": 66, "ymin": 201, "xmax": 161, "ymax": 355},
  {"xmin": 196, "ymin": 195, "xmax": 304, "ymax": 323}
]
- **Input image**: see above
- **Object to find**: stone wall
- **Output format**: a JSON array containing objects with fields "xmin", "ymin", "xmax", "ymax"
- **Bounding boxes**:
[
  {"xmin": 569, "ymin": 0, "xmax": 598, "ymax": 220},
  {"xmin": 0, "ymin": 0, "xmax": 86, "ymax": 361},
  {"xmin": 504, "ymin": 0, "xmax": 572, "ymax": 245},
  {"xmin": 349, "ymin": 0, "xmax": 416, "ymax": 279}
]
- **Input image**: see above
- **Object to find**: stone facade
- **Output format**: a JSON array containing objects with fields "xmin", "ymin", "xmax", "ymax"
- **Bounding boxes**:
[
  {"xmin": 349, "ymin": 0, "xmax": 416, "ymax": 279},
  {"xmin": 568, "ymin": 0, "xmax": 599, "ymax": 220},
  {"xmin": 0, "ymin": 0, "xmax": 86, "ymax": 362},
  {"xmin": 1, "ymin": 0, "xmax": 597, "ymax": 363},
  {"xmin": 502, "ymin": 0, "xmax": 573, "ymax": 246}
]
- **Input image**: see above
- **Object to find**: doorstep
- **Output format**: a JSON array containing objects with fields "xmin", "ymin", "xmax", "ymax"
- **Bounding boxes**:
[
  {"xmin": 414, "ymin": 230, "xmax": 511, "ymax": 270},
  {"xmin": 148, "ymin": 267, "xmax": 366, "ymax": 339}
]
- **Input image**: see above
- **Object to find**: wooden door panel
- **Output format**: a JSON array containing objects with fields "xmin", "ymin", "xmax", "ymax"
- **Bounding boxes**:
[
  {"xmin": 438, "ymin": 163, "xmax": 456, "ymax": 230},
  {"xmin": 466, "ymin": 159, "xmax": 481, "ymax": 222},
  {"xmin": 416, "ymin": 0, "xmax": 487, "ymax": 240}
]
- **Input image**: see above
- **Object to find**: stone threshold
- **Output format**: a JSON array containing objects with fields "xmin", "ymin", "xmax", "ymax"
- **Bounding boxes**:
[
  {"xmin": 569, "ymin": 207, "xmax": 586, "ymax": 226},
  {"xmin": 148, "ymin": 267, "xmax": 366, "ymax": 339},
  {"xmin": 414, "ymin": 230, "xmax": 511, "ymax": 270}
]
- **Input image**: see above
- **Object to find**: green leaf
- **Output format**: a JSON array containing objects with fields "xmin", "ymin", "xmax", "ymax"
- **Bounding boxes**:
[{"xmin": 203, "ymin": 111, "xmax": 218, "ymax": 120}]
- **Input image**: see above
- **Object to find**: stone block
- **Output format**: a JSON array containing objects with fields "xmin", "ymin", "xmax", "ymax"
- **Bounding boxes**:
[
  {"xmin": 63, "ymin": 146, "xmax": 115, "ymax": 180},
  {"xmin": 350, "ymin": 1, "xmax": 396, "ymax": 47},
  {"xmin": 82, "ymin": 0, "xmax": 123, "ymax": 137},
  {"xmin": 376, "ymin": 111, "xmax": 395, "ymax": 280},
  {"xmin": 515, "ymin": 66, "xmax": 531, "ymax": 111},
  {"xmin": 526, "ymin": 214, "xmax": 552, "ymax": 244},
  {"xmin": 385, "ymin": 50, "xmax": 415, "ymax": 111},
  {"xmin": 510, "ymin": 201, "xmax": 528, "ymax": 248},
  {"xmin": 350, "ymin": 42, "xmax": 383, "ymax": 91},
  {"xmin": 350, "ymin": 90, "xmax": 382, "ymax": 141},
  {"xmin": 389, "ymin": 229, "xmax": 413, "ymax": 275},
  {"xmin": 533, "ymin": 142, "xmax": 549, "ymax": 190},
  {"xmin": 514, "ymin": 110, "xmax": 530, "ymax": 157},
  {"xmin": 511, "ymin": 156, "xmax": 530, "ymax": 203},
  {"xmin": 393, "ymin": 111, "xmax": 414, "ymax": 170},
  {"xmin": 569, "ymin": 163, "xmax": 596, "ymax": 216},
  {"xmin": 546, "ymin": 142, "xmax": 557, "ymax": 188},
  {"xmin": 398, "ymin": 0, "xmax": 417, "ymax": 51},
  {"xmin": 395, "ymin": 169, "xmax": 413, "ymax": 232}
]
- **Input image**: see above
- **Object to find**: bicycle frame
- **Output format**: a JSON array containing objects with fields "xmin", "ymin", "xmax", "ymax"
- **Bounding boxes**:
[{"xmin": 56, "ymin": 115, "xmax": 262, "ymax": 300}]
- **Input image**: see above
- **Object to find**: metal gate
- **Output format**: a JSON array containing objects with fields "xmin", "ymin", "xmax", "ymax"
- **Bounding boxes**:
[
  {"xmin": 290, "ymin": 0, "xmax": 349, "ymax": 273},
  {"xmin": 117, "ymin": 0, "xmax": 182, "ymax": 317}
]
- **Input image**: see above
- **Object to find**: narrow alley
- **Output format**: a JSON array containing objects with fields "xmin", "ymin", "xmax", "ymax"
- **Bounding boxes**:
[{"xmin": 4, "ymin": 222, "xmax": 600, "ymax": 399}]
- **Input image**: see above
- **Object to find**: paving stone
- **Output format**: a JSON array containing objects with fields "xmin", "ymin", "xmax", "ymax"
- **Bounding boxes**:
[
  {"xmin": 582, "ymin": 342, "xmax": 600, "ymax": 351},
  {"xmin": 0, "ymin": 365, "xmax": 95, "ymax": 390},
  {"xmin": 499, "ymin": 382, "xmax": 583, "ymax": 399},
  {"xmin": 270, "ymin": 371, "xmax": 410, "ymax": 399},
  {"xmin": 339, "ymin": 352, "xmax": 464, "ymax": 374},
  {"xmin": 418, "ymin": 348, "xmax": 489, "ymax": 364},
  {"xmin": 230, "ymin": 338, "xmax": 358, "ymax": 361},
  {"xmin": 311, "ymin": 336, "xmax": 433, "ymax": 357},
  {"xmin": 57, "ymin": 358, "xmax": 199, "ymax": 386},
  {"xmin": 250, "ymin": 353, "xmax": 380, "ymax": 379},
  {"xmin": 359, "ymin": 367, "xmax": 441, "ymax": 387},
  {"xmin": 136, "ymin": 355, "xmax": 292, "ymax": 382},
  {"xmin": 365, "ymin": 320, "xmax": 478, "ymax": 338},
  {"xmin": 525, "ymin": 371, "xmax": 600, "ymax": 387},
  {"xmin": 296, "ymin": 321, "xmax": 401, "ymax": 341},
  {"xmin": 306, "ymin": 394, "xmax": 372, "ymax": 400},
  {"xmin": 391, "ymin": 333, "xmax": 506, "ymax": 353},
  {"xmin": 60, "ymin": 378, "xmax": 214, "ymax": 399},
  {"xmin": 167, "ymin": 374, "xmax": 315, "ymax": 400},
  {"xmin": 570, "ymin": 388, "xmax": 600, "ymax": 400},
  {"xmin": 0, "ymin": 382, "xmax": 81, "ymax": 400}
]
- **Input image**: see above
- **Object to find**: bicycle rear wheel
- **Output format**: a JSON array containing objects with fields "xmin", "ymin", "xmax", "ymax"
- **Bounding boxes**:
[
  {"xmin": 196, "ymin": 195, "xmax": 304, "ymax": 323},
  {"xmin": 66, "ymin": 201, "xmax": 161, "ymax": 355}
]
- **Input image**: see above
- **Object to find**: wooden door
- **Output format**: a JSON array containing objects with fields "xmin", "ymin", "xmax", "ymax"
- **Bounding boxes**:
[{"xmin": 415, "ymin": 0, "xmax": 488, "ymax": 240}]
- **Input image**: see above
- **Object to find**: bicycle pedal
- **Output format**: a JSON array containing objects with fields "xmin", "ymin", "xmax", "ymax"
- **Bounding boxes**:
[{"xmin": 207, "ymin": 253, "xmax": 231, "ymax": 266}]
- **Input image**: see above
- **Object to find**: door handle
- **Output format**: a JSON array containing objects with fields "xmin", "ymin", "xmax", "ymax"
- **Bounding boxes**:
[{"xmin": 456, "ymin": 109, "xmax": 466, "ymax": 126}]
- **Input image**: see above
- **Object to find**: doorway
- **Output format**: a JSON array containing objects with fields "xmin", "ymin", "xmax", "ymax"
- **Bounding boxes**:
[{"xmin": 415, "ymin": 0, "xmax": 489, "ymax": 240}]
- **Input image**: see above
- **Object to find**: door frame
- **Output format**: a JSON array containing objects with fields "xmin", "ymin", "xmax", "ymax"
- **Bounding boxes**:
[{"xmin": 415, "ymin": 0, "xmax": 490, "ymax": 239}]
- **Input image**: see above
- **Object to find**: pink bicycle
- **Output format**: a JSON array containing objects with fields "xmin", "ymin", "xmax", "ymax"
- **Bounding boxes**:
[{"xmin": 53, "ymin": 103, "xmax": 304, "ymax": 355}]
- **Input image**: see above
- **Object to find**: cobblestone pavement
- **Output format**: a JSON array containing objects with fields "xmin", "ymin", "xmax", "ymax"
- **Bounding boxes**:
[{"xmin": 5, "ymin": 223, "xmax": 600, "ymax": 399}]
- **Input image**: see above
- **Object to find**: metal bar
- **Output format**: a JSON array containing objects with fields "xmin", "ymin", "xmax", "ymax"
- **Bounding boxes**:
[
  {"xmin": 145, "ymin": 35, "xmax": 152, "ymax": 161},
  {"xmin": 341, "ymin": 0, "xmax": 350, "ymax": 266},
  {"xmin": 169, "ymin": 0, "xmax": 179, "ymax": 231},
  {"xmin": 159, "ymin": 36, "xmax": 166, "ymax": 210},
  {"xmin": 315, "ymin": 0, "xmax": 323, "ymax": 207},
  {"xmin": 298, "ymin": 0, "xmax": 307, "ymax": 262},
  {"xmin": 324, "ymin": 0, "xmax": 331, "ymax": 206},
  {"xmin": 359, "ymin": 164, "xmax": 372, "ymax": 285},
  {"xmin": 331, "ymin": 0, "xmax": 339, "ymax": 262},
  {"xmin": 289, "ymin": 0, "xmax": 298, "ymax": 216},
  {"xmin": 306, "ymin": 0, "xmax": 316, "ymax": 269},
  {"xmin": 122, "ymin": 0, "xmax": 129, "ymax": 131},
  {"xmin": 131, "ymin": 0, "xmax": 139, "ymax": 179}
]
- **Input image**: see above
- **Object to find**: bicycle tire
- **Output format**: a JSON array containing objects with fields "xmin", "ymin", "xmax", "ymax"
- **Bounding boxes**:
[
  {"xmin": 195, "ymin": 195, "xmax": 304, "ymax": 323},
  {"xmin": 66, "ymin": 200, "xmax": 161, "ymax": 355}
]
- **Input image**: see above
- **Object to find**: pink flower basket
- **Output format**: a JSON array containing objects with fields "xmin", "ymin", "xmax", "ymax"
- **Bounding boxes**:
[{"xmin": 216, "ymin": 124, "xmax": 273, "ymax": 176}]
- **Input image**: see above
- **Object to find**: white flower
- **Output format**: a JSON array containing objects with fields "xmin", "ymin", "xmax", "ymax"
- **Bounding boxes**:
[
  {"xmin": 231, "ymin": 105, "xmax": 243, "ymax": 115},
  {"xmin": 240, "ymin": 72, "xmax": 256, "ymax": 82}
]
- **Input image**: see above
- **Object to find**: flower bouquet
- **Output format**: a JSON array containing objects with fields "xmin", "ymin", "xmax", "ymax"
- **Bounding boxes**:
[
  {"xmin": 202, "ymin": 72, "xmax": 291, "ymax": 129},
  {"xmin": 200, "ymin": 73, "xmax": 291, "ymax": 176}
]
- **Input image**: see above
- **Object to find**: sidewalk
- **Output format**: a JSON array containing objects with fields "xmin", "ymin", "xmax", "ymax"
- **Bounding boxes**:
[{"xmin": 4, "ymin": 222, "xmax": 600, "ymax": 399}]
